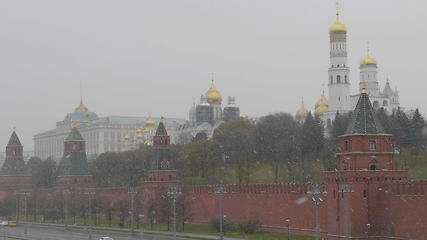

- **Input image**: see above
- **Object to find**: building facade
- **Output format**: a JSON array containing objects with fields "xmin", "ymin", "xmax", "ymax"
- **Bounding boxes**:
[
  {"xmin": 34, "ymin": 101, "xmax": 185, "ymax": 161},
  {"xmin": 172, "ymin": 81, "xmax": 240, "ymax": 144}
]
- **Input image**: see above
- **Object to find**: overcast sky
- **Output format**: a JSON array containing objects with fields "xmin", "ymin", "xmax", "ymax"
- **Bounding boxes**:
[{"xmin": 0, "ymin": 0, "xmax": 426, "ymax": 151}]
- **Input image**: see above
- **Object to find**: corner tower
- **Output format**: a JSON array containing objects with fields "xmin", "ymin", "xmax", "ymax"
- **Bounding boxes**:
[
  {"xmin": 1, "ymin": 131, "xmax": 27, "ymax": 175},
  {"xmin": 328, "ymin": 7, "xmax": 351, "ymax": 114}
]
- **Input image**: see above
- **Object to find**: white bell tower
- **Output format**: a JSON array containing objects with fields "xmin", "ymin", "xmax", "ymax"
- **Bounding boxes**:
[{"xmin": 327, "ymin": 5, "xmax": 351, "ymax": 113}]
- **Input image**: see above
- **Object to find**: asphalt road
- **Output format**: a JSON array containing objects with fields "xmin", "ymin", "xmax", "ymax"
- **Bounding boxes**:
[{"xmin": 0, "ymin": 225, "xmax": 190, "ymax": 240}]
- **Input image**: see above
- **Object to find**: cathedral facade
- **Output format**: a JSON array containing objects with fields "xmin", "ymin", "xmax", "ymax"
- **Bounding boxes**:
[
  {"xmin": 296, "ymin": 10, "xmax": 400, "ymax": 125},
  {"xmin": 171, "ymin": 81, "xmax": 240, "ymax": 144}
]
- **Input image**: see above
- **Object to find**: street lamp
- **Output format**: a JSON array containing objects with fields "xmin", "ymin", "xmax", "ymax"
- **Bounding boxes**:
[
  {"xmin": 214, "ymin": 186, "xmax": 227, "ymax": 240},
  {"xmin": 306, "ymin": 184, "xmax": 328, "ymax": 240},
  {"xmin": 338, "ymin": 184, "xmax": 355, "ymax": 237},
  {"xmin": 15, "ymin": 191, "xmax": 31, "ymax": 234},
  {"xmin": 138, "ymin": 214, "xmax": 145, "ymax": 240},
  {"xmin": 63, "ymin": 189, "xmax": 71, "ymax": 231},
  {"xmin": 285, "ymin": 219, "xmax": 290, "ymax": 240},
  {"xmin": 128, "ymin": 187, "xmax": 138, "ymax": 235},
  {"xmin": 84, "ymin": 188, "xmax": 96, "ymax": 240},
  {"xmin": 366, "ymin": 223, "xmax": 372, "ymax": 239},
  {"xmin": 166, "ymin": 186, "xmax": 182, "ymax": 240}
]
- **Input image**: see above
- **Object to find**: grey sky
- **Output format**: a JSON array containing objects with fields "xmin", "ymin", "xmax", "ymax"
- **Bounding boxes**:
[{"xmin": 0, "ymin": 0, "xmax": 426, "ymax": 151}]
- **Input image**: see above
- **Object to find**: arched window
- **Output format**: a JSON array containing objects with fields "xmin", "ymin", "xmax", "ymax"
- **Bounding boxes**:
[
  {"xmin": 337, "ymin": 64, "xmax": 340, "ymax": 67},
  {"xmin": 383, "ymin": 100, "xmax": 388, "ymax": 107},
  {"xmin": 337, "ymin": 75, "xmax": 341, "ymax": 83},
  {"xmin": 344, "ymin": 75, "xmax": 348, "ymax": 83}
]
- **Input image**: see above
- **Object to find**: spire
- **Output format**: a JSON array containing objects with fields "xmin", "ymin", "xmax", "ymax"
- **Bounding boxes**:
[
  {"xmin": 335, "ymin": 0, "xmax": 340, "ymax": 21},
  {"xmin": 367, "ymin": 41, "xmax": 370, "ymax": 57},
  {"xmin": 345, "ymin": 89, "xmax": 383, "ymax": 135},
  {"xmin": 155, "ymin": 119, "xmax": 168, "ymax": 136},
  {"xmin": 65, "ymin": 127, "xmax": 85, "ymax": 141},
  {"xmin": 7, "ymin": 131, "xmax": 22, "ymax": 147},
  {"xmin": 301, "ymin": 96, "xmax": 305, "ymax": 107}
]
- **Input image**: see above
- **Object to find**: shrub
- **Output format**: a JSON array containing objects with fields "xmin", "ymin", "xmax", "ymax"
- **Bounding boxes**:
[
  {"xmin": 209, "ymin": 217, "xmax": 235, "ymax": 233},
  {"xmin": 238, "ymin": 219, "xmax": 261, "ymax": 234}
]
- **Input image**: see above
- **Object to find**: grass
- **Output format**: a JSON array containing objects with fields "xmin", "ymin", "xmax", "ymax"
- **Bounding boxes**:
[{"xmin": 9, "ymin": 215, "xmax": 313, "ymax": 240}]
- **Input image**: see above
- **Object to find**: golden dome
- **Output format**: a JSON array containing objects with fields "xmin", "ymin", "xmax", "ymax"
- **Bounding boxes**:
[
  {"xmin": 360, "ymin": 56, "xmax": 377, "ymax": 67},
  {"xmin": 136, "ymin": 133, "xmax": 143, "ymax": 139},
  {"xmin": 145, "ymin": 140, "xmax": 153, "ymax": 146},
  {"xmin": 296, "ymin": 106, "xmax": 309, "ymax": 119},
  {"xmin": 315, "ymin": 95, "xmax": 329, "ymax": 109},
  {"xmin": 74, "ymin": 101, "xmax": 88, "ymax": 113},
  {"xmin": 315, "ymin": 104, "xmax": 328, "ymax": 116},
  {"xmin": 143, "ymin": 129, "xmax": 150, "ymax": 133},
  {"xmin": 206, "ymin": 81, "xmax": 222, "ymax": 105},
  {"xmin": 329, "ymin": 14, "xmax": 347, "ymax": 34},
  {"xmin": 124, "ymin": 135, "xmax": 131, "ymax": 141},
  {"xmin": 136, "ymin": 128, "xmax": 143, "ymax": 134},
  {"xmin": 144, "ymin": 118, "xmax": 156, "ymax": 127}
]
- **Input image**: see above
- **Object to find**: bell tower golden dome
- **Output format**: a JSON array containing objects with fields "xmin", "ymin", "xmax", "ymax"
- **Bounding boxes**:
[{"xmin": 329, "ymin": 2, "xmax": 347, "ymax": 34}]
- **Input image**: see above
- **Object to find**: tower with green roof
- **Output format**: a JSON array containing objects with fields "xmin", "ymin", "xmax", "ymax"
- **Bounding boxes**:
[
  {"xmin": 58, "ymin": 128, "xmax": 92, "ymax": 186},
  {"xmin": 1, "ymin": 131, "xmax": 27, "ymax": 175}
]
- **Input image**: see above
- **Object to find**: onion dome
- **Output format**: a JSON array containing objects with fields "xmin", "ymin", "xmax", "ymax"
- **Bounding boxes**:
[
  {"xmin": 360, "ymin": 56, "xmax": 377, "ymax": 67},
  {"xmin": 329, "ymin": 13, "xmax": 347, "ymax": 34},
  {"xmin": 315, "ymin": 95, "xmax": 329, "ymax": 109},
  {"xmin": 136, "ymin": 133, "xmax": 143, "ymax": 139},
  {"xmin": 144, "ymin": 118, "xmax": 156, "ymax": 127},
  {"xmin": 124, "ymin": 135, "xmax": 131, "ymax": 141},
  {"xmin": 206, "ymin": 81, "xmax": 222, "ymax": 105},
  {"xmin": 74, "ymin": 100, "xmax": 89, "ymax": 113},
  {"xmin": 136, "ymin": 128, "xmax": 143, "ymax": 134},
  {"xmin": 315, "ymin": 104, "xmax": 328, "ymax": 117},
  {"xmin": 143, "ymin": 129, "xmax": 150, "ymax": 133},
  {"xmin": 296, "ymin": 97, "xmax": 309, "ymax": 119}
]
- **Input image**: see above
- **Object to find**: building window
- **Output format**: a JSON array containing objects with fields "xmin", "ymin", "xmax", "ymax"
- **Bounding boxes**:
[
  {"xmin": 363, "ymin": 189, "xmax": 367, "ymax": 198},
  {"xmin": 330, "ymin": 76, "xmax": 333, "ymax": 84},
  {"xmin": 344, "ymin": 75, "xmax": 348, "ymax": 83},
  {"xmin": 345, "ymin": 141, "xmax": 349, "ymax": 151},
  {"xmin": 337, "ymin": 75, "xmax": 341, "ymax": 83},
  {"xmin": 369, "ymin": 140, "xmax": 376, "ymax": 150}
]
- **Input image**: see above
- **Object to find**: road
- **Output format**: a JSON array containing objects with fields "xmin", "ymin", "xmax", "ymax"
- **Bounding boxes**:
[{"xmin": 0, "ymin": 225, "xmax": 190, "ymax": 240}]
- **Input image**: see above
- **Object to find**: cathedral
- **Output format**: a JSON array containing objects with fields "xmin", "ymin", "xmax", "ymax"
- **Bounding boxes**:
[
  {"xmin": 296, "ymin": 9, "xmax": 400, "ymax": 126},
  {"xmin": 172, "ymin": 80, "xmax": 240, "ymax": 143}
]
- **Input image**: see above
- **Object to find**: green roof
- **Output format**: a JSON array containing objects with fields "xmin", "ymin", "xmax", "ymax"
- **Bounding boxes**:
[
  {"xmin": 65, "ymin": 128, "xmax": 85, "ymax": 141},
  {"xmin": 346, "ymin": 92, "xmax": 383, "ymax": 135},
  {"xmin": 7, "ymin": 131, "xmax": 22, "ymax": 147}
]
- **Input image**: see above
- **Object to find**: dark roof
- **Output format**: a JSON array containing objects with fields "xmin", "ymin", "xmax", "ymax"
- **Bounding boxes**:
[
  {"xmin": 7, "ymin": 131, "xmax": 22, "ymax": 147},
  {"xmin": 65, "ymin": 128, "xmax": 85, "ymax": 141},
  {"xmin": 345, "ymin": 92, "xmax": 384, "ymax": 135},
  {"xmin": 155, "ymin": 121, "xmax": 168, "ymax": 136}
]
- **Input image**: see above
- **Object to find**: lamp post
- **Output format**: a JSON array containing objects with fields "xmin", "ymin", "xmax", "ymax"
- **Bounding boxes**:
[
  {"xmin": 138, "ymin": 214, "xmax": 145, "ymax": 240},
  {"xmin": 128, "ymin": 187, "xmax": 138, "ymax": 235},
  {"xmin": 15, "ymin": 191, "xmax": 31, "ymax": 234},
  {"xmin": 214, "ymin": 186, "xmax": 227, "ymax": 240},
  {"xmin": 338, "ymin": 184, "xmax": 355, "ymax": 237},
  {"xmin": 366, "ymin": 223, "xmax": 372, "ymax": 239},
  {"xmin": 63, "ymin": 189, "xmax": 71, "ymax": 231},
  {"xmin": 166, "ymin": 186, "xmax": 182, "ymax": 240},
  {"xmin": 285, "ymin": 219, "xmax": 290, "ymax": 240},
  {"xmin": 306, "ymin": 184, "xmax": 328, "ymax": 240},
  {"xmin": 84, "ymin": 188, "xmax": 96, "ymax": 240}
]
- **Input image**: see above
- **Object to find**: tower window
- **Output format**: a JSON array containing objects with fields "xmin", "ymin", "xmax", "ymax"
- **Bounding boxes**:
[
  {"xmin": 337, "ymin": 75, "xmax": 341, "ymax": 83},
  {"xmin": 337, "ymin": 64, "xmax": 340, "ymax": 67},
  {"xmin": 369, "ymin": 140, "xmax": 377, "ymax": 150},
  {"xmin": 363, "ymin": 189, "xmax": 367, "ymax": 198},
  {"xmin": 330, "ymin": 76, "xmax": 333, "ymax": 84},
  {"xmin": 345, "ymin": 75, "xmax": 348, "ymax": 83}
]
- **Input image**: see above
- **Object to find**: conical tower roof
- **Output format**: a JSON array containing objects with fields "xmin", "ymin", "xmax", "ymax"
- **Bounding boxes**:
[
  {"xmin": 65, "ymin": 128, "xmax": 85, "ymax": 141},
  {"xmin": 345, "ymin": 89, "xmax": 383, "ymax": 135},
  {"xmin": 7, "ymin": 131, "xmax": 22, "ymax": 147},
  {"xmin": 155, "ymin": 119, "xmax": 168, "ymax": 136}
]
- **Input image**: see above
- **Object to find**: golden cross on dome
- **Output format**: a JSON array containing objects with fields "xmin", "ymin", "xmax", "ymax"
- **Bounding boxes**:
[
  {"xmin": 210, "ymin": 72, "xmax": 215, "ymax": 82},
  {"xmin": 367, "ymin": 41, "xmax": 371, "ymax": 57},
  {"xmin": 335, "ymin": 1, "xmax": 340, "ymax": 16}
]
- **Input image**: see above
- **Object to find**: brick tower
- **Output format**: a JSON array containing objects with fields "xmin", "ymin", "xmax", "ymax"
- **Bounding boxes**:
[
  {"xmin": 325, "ymin": 90, "xmax": 407, "ymax": 239},
  {"xmin": 1, "ymin": 131, "xmax": 27, "ymax": 175},
  {"xmin": 147, "ymin": 119, "xmax": 177, "ymax": 182},
  {"xmin": 57, "ymin": 127, "xmax": 93, "ymax": 186}
]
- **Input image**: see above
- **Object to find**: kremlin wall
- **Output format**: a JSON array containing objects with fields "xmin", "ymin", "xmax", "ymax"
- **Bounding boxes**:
[{"xmin": 0, "ymin": 91, "xmax": 427, "ymax": 240}]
